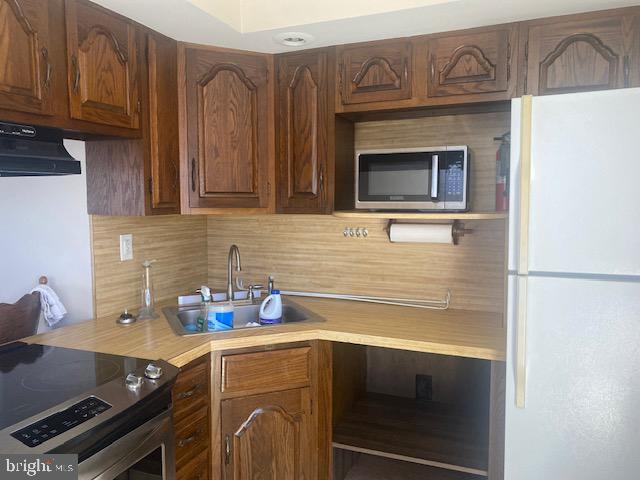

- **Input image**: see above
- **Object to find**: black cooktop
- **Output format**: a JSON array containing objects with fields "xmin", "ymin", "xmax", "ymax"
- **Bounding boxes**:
[{"xmin": 0, "ymin": 342, "xmax": 148, "ymax": 431}]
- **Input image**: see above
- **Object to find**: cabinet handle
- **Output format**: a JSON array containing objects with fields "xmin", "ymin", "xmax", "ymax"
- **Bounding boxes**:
[
  {"xmin": 191, "ymin": 158, "xmax": 196, "ymax": 192},
  {"xmin": 430, "ymin": 56, "xmax": 435, "ymax": 80},
  {"xmin": 71, "ymin": 55, "xmax": 80, "ymax": 94},
  {"xmin": 41, "ymin": 47, "xmax": 52, "ymax": 89},
  {"xmin": 176, "ymin": 383, "xmax": 202, "ymax": 399},
  {"xmin": 318, "ymin": 165, "xmax": 324, "ymax": 200},
  {"xmin": 171, "ymin": 159, "xmax": 178, "ymax": 192},
  {"xmin": 224, "ymin": 434, "xmax": 231, "ymax": 465},
  {"xmin": 177, "ymin": 428, "xmax": 203, "ymax": 448},
  {"xmin": 403, "ymin": 61, "xmax": 408, "ymax": 83},
  {"xmin": 623, "ymin": 55, "xmax": 630, "ymax": 88}
]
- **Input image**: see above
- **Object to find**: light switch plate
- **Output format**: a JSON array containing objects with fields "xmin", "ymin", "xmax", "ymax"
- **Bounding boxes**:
[{"xmin": 119, "ymin": 234, "xmax": 133, "ymax": 261}]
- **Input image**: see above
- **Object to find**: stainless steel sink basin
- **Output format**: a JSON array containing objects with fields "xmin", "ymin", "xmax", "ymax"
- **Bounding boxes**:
[{"xmin": 163, "ymin": 298, "xmax": 325, "ymax": 336}]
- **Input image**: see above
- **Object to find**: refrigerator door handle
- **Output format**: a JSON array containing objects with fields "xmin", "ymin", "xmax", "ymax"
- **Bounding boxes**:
[
  {"xmin": 517, "ymin": 95, "xmax": 533, "ymax": 275},
  {"xmin": 516, "ymin": 275, "xmax": 528, "ymax": 408},
  {"xmin": 514, "ymin": 95, "xmax": 532, "ymax": 409}
]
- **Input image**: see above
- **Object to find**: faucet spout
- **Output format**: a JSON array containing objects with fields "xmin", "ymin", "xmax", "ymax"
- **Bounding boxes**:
[{"xmin": 227, "ymin": 245, "xmax": 242, "ymax": 301}]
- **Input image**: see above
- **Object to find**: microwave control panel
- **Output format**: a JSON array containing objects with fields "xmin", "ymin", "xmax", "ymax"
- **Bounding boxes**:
[{"xmin": 440, "ymin": 150, "xmax": 466, "ymax": 203}]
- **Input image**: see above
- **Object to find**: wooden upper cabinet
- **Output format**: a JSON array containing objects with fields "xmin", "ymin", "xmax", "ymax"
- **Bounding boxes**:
[
  {"xmin": 424, "ymin": 26, "xmax": 516, "ymax": 98},
  {"xmin": 0, "ymin": 0, "xmax": 56, "ymax": 115},
  {"xmin": 338, "ymin": 40, "xmax": 411, "ymax": 105},
  {"xmin": 147, "ymin": 32, "xmax": 180, "ymax": 213},
  {"xmin": 523, "ymin": 11, "xmax": 637, "ymax": 95},
  {"xmin": 184, "ymin": 47, "xmax": 271, "ymax": 210},
  {"xmin": 276, "ymin": 50, "xmax": 331, "ymax": 213},
  {"xmin": 64, "ymin": 0, "xmax": 140, "ymax": 129},
  {"xmin": 221, "ymin": 388, "xmax": 312, "ymax": 480}
]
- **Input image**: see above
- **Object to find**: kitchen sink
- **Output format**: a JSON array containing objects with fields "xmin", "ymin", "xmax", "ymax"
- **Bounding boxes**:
[{"xmin": 162, "ymin": 298, "xmax": 325, "ymax": 336}]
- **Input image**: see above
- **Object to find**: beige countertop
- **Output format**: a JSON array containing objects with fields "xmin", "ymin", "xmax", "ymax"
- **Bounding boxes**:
[{"xmin": 26, "ymin": 297, "xmax": 506, "ymax": 367}]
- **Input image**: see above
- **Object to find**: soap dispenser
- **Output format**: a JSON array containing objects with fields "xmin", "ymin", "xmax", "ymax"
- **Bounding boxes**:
[{"xmin": 138, "ymin": 259, "xmax": 158, "ymax": 319}]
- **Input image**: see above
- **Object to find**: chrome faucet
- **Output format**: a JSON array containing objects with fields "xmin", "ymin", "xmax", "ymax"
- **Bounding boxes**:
[{"xmin": 227, "ymin": 245, "xmax": 242, "ymax": 301}]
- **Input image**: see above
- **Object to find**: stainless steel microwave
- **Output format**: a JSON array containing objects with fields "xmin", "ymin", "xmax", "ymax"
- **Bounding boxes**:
[{"xmin": 355, "ymin": 146, "xmax": 469, "ymax": 211}]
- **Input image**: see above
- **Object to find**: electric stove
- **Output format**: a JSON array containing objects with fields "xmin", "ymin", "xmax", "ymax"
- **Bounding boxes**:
[{"xmin": 0, "ymin": 342, "xmax": 179, "ymax": 478}]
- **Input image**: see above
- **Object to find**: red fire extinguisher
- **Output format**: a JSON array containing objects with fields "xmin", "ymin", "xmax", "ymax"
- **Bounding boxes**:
[{"xmin": 494, "ymin": 132, "xmax": 510, "ymax": 212}]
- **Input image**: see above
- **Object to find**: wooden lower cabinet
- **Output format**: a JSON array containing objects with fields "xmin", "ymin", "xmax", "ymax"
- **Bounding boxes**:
[
  {"xmin": 173, "ymin": 354, "xmax": 211, "ymax": 480},
  {"xmin": 177, "ymin": 449, "xmax": 210, "ymax": 480},
  {"xmin": 221, "ymin": 388, "xmax": 313, "ymax": 480},
  {"xmin": 212, "ymin": 342, "xmax": 331, "ymax": 480}
]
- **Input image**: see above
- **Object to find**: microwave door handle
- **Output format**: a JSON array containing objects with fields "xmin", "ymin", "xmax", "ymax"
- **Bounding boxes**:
[{"xmin": 431, "ymin": 154, "xmax": 439, "ymax": 199}]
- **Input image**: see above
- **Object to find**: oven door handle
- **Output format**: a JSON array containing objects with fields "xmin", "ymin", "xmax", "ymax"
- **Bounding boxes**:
[
  {"xmin": 430, "ymin": 154, "xmax": 439, "ymax": 199},
  {"xmin": 78, "ymin": 409, "xmax": 175, "ymax": 480}
]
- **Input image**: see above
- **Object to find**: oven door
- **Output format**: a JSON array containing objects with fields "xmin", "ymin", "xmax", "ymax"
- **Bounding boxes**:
[
  {"xmin": 78, "ymin": 409, "xmax": 175, "ymax": 480},
  {"xmin": 355, "ymin": 149, "xmax": 443, "ymax": 210}
]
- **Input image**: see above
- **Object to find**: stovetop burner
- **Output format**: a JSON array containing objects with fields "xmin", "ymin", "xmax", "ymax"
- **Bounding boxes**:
[{"xmin": 0, "ymin": 343, "xmax": 147, "ymax": 431}]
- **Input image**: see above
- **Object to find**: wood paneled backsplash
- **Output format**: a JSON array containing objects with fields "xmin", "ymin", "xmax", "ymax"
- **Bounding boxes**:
[
  {"xmin": 207, "ymin": 215, "xmax": 505, "ymax": 313},
  {"xmin": 94, "ymin": 112, "xmax": 509, "ymax": 317},
  {"xmin": 92, "ymin": 215, "xmax": 207, "ymax": 318},
  {"xmin": 207, "ymin": 112, "xmax": 509, "ymax": 314}
]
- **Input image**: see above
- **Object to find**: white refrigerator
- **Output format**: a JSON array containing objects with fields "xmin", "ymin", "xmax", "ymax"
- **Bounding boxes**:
[{"xmin": 505, "ymin": 88, "xmax": 640, "ymax": 479}]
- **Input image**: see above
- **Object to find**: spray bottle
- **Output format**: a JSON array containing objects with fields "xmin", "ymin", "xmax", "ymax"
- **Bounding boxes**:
[{"xmin": 138, "ymin": 259, "xmax": 158, "ymax": 319}]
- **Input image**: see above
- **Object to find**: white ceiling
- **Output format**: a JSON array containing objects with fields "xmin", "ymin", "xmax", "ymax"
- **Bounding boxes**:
[{"xmin": 93, "ymin": 0, "xmax": 638, "ymax": 53}]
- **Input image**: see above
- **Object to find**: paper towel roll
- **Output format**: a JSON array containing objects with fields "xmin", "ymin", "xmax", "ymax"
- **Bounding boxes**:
[{"xmin": 389, "ymin": 223, "xmax": 453, "ymax": 244}]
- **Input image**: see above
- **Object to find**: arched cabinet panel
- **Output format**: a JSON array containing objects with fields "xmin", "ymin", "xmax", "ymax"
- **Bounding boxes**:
[
  {"xmin": 523, "ymin": 13, "xmax": 634, "ymax": 95},
  {"xmin": 0, "ymin": 0, "xmax": 54, "ymax": 115},
  {"xmin": 338, "ymin": 40, "xmax": 411, "ymax": 105},
  {"xmin": 184, "ymin": 46, "xmax": 271, "ymax": 210},
  {"xmin": 65, "ymin": 0, "xmax": 140, "ymax": 128},
  {"xmin": 425, "ymin": 27, "xmax": 515, "ymax": 98},
  {"xmin": 221, "ymin": 388, "xmax": 312, "ymax": 480},
  {"xmin": 276, "ymin": 50, "xmax": 331, "ymax": 213}
]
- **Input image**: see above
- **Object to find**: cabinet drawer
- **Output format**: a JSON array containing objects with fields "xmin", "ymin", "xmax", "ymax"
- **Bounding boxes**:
[
  {"xmin": 176, "ymin": 443, "xmax": 210, "ymax": 480},
  {"xmin": 175, "ymin": 408, "xmax": 209, "ymax": 467},
  {"xmin": 173, "ymin": 359, "xmax": 209, "ymax": 425},
  {"xmin": 221, "ymin": 347, "xmax": 311, "ymax": 395}
]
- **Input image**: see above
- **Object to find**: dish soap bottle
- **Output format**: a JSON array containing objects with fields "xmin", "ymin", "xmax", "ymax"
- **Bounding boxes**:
[
  {"xmin": 259, "ymin": 290, "xmax": 282, "ymax": 324},
  {"xmin": 138, "ymin": 260, "xmax": 158, "ymax": 320}
]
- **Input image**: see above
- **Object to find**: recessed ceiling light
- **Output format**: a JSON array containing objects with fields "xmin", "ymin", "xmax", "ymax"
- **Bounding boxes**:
[{"xmin": 274, "ymin": 32, "xmax": 315, "ymax": 47}]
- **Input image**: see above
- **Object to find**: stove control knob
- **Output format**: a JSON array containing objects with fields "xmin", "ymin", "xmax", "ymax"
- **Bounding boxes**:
[
  {"xmin": 145, "ymin": 363, "xmax": 163, "ymax": 380},
  {"xmin": 125, "ymin": 373, "xmax": 143, "ymax": 390}
]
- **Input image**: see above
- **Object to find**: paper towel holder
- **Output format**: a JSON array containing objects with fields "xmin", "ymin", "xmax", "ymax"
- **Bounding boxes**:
[{"xmin": 385, "ymin": 220, "xmax": 473, "ymax": 245}]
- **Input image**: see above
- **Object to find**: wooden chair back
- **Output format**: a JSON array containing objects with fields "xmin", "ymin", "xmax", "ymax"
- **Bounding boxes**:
[{"xmin": 0, "ymin": 276, "xmax": 46, "ymax": 344}]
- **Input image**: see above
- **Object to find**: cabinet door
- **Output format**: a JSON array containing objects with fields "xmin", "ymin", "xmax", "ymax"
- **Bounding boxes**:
[
  {"xmin": 524, "ymin": 13, "xmax": 630, "ymax": 95},
  {"xmin": 339, "ymin": 40, "xmax": 411, "ymax": 105},
  {"xmin": 185, "ymin": 47, "xmax": 270, "ymax": 209},
  {"xmin": 147, "ymin": 33, "xmax": 180, "ymax": 213},
  {"xmin": 276, "ymin": 50, "xmax": 330, "ymax": 213},
  {"xmin": 221, "ymin": 388, "xmax": 312, "ymax": 480},
  {"xmin": 426, "ymin": 26, "xmax": 515, "ymax": 97},
  {"xmin": 65, "ymin": 0, "xmax": 140, "ymax": 128},
  {"xmin": 0, "ymin": 0, "xmax": 55, "ymax": 115}
]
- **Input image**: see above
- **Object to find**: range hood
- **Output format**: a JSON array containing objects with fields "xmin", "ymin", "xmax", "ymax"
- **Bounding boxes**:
[{"xmin": 0, "ymin": 122, "xmax": 81, "ymax": 177}]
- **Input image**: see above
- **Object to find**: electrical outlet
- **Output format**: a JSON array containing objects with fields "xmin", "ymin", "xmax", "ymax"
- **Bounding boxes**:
[{"xmin": 119, "ymin": 234, "xmax": 133, "ymax": 261}]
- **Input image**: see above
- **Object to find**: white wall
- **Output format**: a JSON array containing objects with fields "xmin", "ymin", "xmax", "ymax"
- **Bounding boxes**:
[{"xmin": 0, "ymin": 140, "xmax": 93, "ymax": 331}]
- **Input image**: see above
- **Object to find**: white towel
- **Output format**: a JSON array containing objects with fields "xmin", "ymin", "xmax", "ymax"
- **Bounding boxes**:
[{"xmin": 30, "ymin": 284, "xmax": 67, "ymax": 327}]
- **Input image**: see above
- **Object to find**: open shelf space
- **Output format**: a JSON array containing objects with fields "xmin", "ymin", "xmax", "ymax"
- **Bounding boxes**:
[
  {"xmin": 332, "ymin": 211, "xmax": 507, "ymax": 220},
  {"xmin": 334, "ymin": 451, "xmax": 487, "ymax": 480},
  {"xmin": 333, "ymin": 392, "xmax": 489, "ymax": 476}
]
